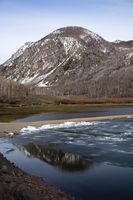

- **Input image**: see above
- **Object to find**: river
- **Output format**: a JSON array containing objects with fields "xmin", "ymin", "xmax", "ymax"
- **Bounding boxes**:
[{"xmin": 0, "ymin": 107, "xmax": 133, "ymax": 200}]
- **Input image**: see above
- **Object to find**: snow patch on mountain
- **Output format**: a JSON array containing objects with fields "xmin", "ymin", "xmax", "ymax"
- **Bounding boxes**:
[
  {"xmin": 38, "ymin": 81, "xmax": 49, "ymax": 87},
  {"xmin": 127, "ymin": 52, "xmax": 133, "ymax": 59},
  {"xmin": 21, "ymin": 73, "xmax": 38, "ymax": 84},
  {"xmin": 101, "ymin": 47, "xmax": 107, "ymax": 53},
  {"xmin": 118, "ymin": 47, "xmax": 130, "ymax": 51},
  {"xmin": 20, "ymin": 67, "xmax": 56, "ymax": 86},
  {"xmin": 59, "ymin": 37, "xmax": 81, "ymax": 55}
]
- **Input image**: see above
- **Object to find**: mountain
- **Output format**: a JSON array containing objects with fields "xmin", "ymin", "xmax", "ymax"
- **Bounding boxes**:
[
  {"xmin": 113, "ymin": 40, "xmax": 133, "ymax": 49},
  {"xmin": 0, "ymin": 26, "xmax": 133, "ymax": 97},
  {"xmin": 20, "ymin": 143, "xmax": 94, "ymax": 172}
]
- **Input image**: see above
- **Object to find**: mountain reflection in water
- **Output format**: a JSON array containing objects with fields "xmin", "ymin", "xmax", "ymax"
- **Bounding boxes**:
[{"xmin": 19, "ymin": 143, "xmax": 97, "ymax": 172}]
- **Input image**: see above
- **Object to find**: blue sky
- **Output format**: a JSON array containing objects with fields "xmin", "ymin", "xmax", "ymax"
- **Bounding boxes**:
[{"xmin": 0, "ymin": 0, "xmax": 133, "ymax": 63}]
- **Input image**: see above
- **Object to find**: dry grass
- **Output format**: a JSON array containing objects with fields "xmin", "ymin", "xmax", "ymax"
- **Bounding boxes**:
[{"xmin": 57, "ymin": 96, "xmax": 133, "ymax": 104}]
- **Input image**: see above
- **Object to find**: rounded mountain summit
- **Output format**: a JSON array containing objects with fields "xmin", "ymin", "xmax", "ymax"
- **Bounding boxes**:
[{"xmin": 0, "ymin": 26, "xmax": 133, "ymax": 97}]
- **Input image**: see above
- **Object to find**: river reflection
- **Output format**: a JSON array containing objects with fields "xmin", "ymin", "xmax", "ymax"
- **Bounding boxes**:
[
  {"xmin": 19, "ymin": 143, "xmax": 97, "ymax": 172},
  {"xmin": 1, "ymin": 119, "xmax": 133, "ymax": 200}
]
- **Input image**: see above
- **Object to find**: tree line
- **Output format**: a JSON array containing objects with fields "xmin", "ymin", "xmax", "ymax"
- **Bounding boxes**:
[{"xmin": 0, "ymin": 76, "xmax": 29, "ymax": 103}]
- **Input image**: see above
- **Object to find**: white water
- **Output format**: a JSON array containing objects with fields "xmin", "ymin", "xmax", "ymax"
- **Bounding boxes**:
[{"xmin": 19, "ymin": 121, "xmax": 103, "ymax": 135}]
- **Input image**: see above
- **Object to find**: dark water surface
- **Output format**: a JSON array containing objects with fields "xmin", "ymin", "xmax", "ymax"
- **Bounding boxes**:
[
  {"xmin": 15, "ymin": 107, "xmax": 133, "ymax": 122},
  {"xmin": 1, "ymin": 119, "xmax": 133, "ymax": 200}
]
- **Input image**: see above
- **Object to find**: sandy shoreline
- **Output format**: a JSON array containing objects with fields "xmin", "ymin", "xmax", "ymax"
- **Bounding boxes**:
[{"xmin": 0, "ymin": 114, "xmax": 133, "ymax": 137}]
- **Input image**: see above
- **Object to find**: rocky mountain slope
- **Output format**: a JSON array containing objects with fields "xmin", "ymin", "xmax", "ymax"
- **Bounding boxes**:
[
  {"xmin": 3, "ymin": 42, "xmax": 33, "ymax": 67},
  {"xmin": 0, "ymin": 26, "xmax": 133, "ymax": 97}
]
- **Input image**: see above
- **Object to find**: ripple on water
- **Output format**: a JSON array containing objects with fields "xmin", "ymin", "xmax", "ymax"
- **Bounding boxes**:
[{"xmin": 1, "ymin": 120, "xmax": 133, "ymax": 200}]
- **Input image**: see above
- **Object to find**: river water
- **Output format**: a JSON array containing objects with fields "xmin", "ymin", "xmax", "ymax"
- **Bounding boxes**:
[
  {"xmin": 1, "ymin": 118, "xmax": 133, "ymax": 200},
  {"xmin": 15, "ymin": 107, "xmax": 133, "ymax": 122}
]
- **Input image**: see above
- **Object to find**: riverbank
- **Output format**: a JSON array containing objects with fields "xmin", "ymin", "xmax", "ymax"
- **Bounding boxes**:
[
  {"xmin": 0, "ymin": 114, "xmax": 133, "ymax": 137},
  {"xmin": 0, "ymin": 153, "xmax": 73, "ymax": 200},
  {"xmin": 1, "ymin": 103, "xmax": 133, "ymax": 122}
]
